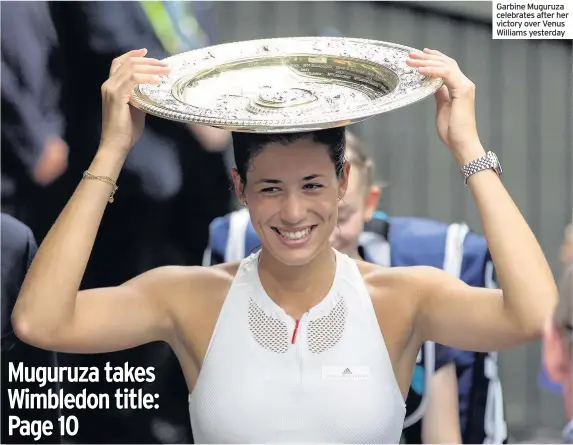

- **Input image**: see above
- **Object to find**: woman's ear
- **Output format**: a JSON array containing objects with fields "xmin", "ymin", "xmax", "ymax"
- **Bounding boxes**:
[
  {"xmin": 543, "ymin": 320, "xmax": 571, "ymax": 384},
  {"xmin": 364, "ymin": 185, "xmax": 381, "ymax": 221},
  {"xmin": 230, "ymin": 168, "xmax": 246, "ymax": 204}
]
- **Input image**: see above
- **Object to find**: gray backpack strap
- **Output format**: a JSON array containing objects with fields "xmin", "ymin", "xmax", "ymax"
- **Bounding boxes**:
[
  {"xmin": 358, "ymin": 231, "xmax": 391, "ymax": 267},
  {"xmin": 443, "ymin": 222, "xmax": 469, "ymax": 277}
]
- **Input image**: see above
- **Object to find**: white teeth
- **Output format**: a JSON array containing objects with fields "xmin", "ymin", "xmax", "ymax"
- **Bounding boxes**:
[{"xmin": 278, "ymin": 227, "xmax": 312, "ymax": 240}]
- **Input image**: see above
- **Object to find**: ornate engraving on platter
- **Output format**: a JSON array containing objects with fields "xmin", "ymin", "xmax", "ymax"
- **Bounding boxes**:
[{"xmin": 130, "ymin": 37, "xmax": 443, "ymax": 133}]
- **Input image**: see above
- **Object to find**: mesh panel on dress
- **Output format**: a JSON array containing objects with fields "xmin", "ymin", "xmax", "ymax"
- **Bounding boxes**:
[
  {"xmin": 307, "ymin": 297, "xmax": 347, "ymax": 354},
  {"xmin": 248, "ymin": 298, "xmax": 289, "ymax": 353}
]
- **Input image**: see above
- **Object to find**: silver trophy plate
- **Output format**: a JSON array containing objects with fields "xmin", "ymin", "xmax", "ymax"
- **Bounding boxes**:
[{"xmin": 130, "ymin": 37, "xmax": 443, "ymax": 133}]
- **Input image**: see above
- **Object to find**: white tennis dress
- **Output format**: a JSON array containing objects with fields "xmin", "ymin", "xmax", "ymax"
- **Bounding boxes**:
[{"xmin": 189, "ymin": 249, "xmax": 406, "ymax": 444}]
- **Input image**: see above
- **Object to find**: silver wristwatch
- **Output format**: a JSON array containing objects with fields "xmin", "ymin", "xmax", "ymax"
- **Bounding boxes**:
[{"xmin": 460, "ymin": 151, "xmax": 502, "ymax": 185}]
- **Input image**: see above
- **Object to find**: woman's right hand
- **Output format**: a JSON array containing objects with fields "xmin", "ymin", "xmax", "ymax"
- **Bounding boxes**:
[{"xmin": 99, "ymin": 48, "xmax": 171, "ymax": 153}]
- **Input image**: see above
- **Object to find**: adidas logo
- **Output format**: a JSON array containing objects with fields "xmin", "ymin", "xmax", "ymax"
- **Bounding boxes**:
[{"xmin": 323, "ymin": 366, "xmax": 369, "ymax": 380}]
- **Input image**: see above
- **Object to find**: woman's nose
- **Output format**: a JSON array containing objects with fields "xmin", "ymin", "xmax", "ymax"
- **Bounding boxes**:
[{"xmin": 280, "ymin": 193, "xmax": 306, "ymax": 224}]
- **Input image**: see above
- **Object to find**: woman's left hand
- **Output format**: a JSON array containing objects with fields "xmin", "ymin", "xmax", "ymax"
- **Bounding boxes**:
[{"xmin": 407, "ymin": 48, "xmax": 484, "ymax": 165}]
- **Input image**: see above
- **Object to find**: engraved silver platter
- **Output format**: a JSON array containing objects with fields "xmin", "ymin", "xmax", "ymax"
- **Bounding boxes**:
[{"xmin": 130, "ymin": 37, "xmax": 443, "ymax": 133}]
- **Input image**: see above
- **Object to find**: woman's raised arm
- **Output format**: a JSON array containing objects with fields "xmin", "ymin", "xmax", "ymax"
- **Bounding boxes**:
[{"xmin": 11, "ymin": 49, "xmax": 181, "ymax": 353}]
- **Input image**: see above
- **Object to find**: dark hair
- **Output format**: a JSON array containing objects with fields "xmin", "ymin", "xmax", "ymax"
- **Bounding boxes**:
[{"xmin": 232, "ymin": 127, "xmax": 347, "ymax": 187}]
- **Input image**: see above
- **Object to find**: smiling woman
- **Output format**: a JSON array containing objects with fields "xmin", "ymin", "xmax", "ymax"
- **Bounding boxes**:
[
  {"xmin": 11, "ymin": 47, "xmax": 559, "ymax": 444},
  {"xmin": 230, "ymin": 128, "xmax": 347, "ymax": 268}
]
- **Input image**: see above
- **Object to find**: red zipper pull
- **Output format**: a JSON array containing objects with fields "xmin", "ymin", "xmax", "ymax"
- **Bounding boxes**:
[{"xmin": 291, "ymin": 319, "xmax": 300, "ymax": 344}]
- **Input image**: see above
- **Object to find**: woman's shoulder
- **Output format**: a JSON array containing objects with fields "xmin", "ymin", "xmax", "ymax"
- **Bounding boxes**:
[
  {"xmin": 128, "ymin": 263, "xmax": 243, "ymax": 370},
  {"xmin": 144, "ymin": 262, "xmax": 243, "ymax": 338},
  {"xmin": 131, "ymin": 261, "xmax": 242, "ymax": 310},
  {"xmin": 355, "ymin": 258, "xmax": 439, "ymax": 290},
  {"xmin": 353, "ymin": 259, "xmax": 447, "ymax": 315}
]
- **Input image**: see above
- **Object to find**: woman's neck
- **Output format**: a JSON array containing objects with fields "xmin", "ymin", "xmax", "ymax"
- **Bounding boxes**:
[
  {"xmin": 348, "ymin": 246, "xmax": 362, "ymax": 261},
  {"xmin": 258, "ymin": 245, "xmax": 336, "ymax": 318}
]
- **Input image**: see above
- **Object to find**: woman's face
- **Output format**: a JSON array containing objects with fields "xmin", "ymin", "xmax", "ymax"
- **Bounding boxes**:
[
  {"xmin": 329, "ymin": 167, "xmax": 380, "ymax": 257},
  {"xmin": 232, "ymin": 140, "xmax": 349, "ymax": 266}
]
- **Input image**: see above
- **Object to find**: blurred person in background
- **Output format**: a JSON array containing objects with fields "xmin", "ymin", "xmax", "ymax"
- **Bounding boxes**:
[
  {"xmin": 1, "ymin": 2, "xmax": 69, "ymax": 231},
  {"xmin": 205, "ymin": 132, "xmax": 507, "ymax": 444},
  {"xmin": 1, "ymin": 213, "xmax": 60, "ymax": 444},
  {"xmin": 543, "ymin": 258, "xmax": 572, "ymax": 444},
  {"xmin": 47, "ymin": 0, "xmax": 231, "ymax": 285},
  {"xmin": 138, "ymin": 0, "xmax": 234, "ymax": 267},
  {"xmin": 539, "ymin": 222, "xmax": 573, "ymax": 406}
]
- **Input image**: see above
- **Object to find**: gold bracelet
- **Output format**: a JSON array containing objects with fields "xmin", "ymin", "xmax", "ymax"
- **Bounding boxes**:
[{"xmin": 82, "ymin": 170, "xmax": 118, "ymax": 203}]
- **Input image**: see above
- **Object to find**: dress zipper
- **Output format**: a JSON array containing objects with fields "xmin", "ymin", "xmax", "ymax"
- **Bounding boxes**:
[{"xmin": 292, "ymin": 319, "xmax": 300, "ymax": 344}]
